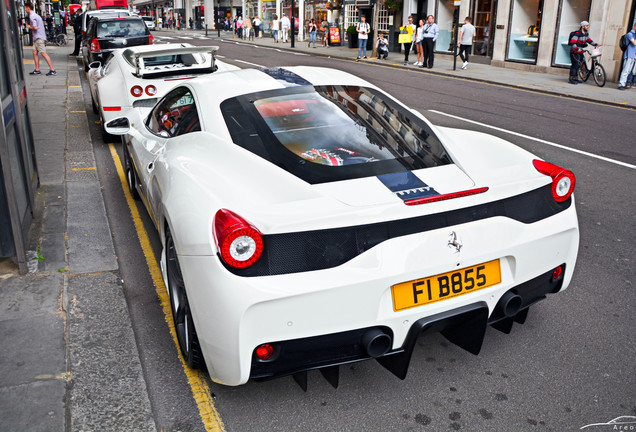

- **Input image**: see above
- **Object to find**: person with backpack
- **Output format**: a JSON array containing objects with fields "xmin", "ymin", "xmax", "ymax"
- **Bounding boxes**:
[
  {"xmin": 356, "ymin": 15, "xmax": 371, "ymax": 60},
  {"xmin": 618, "ymin": 23, "xmax": 636, "ymax": 90},
  {"xmin": 568, "ymin": 21, "xmax": 599, "ymax": 85}
]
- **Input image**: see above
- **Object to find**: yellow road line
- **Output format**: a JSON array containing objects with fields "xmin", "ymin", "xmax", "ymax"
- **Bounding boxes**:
[
  {"xmin": 70, "ymin": 110, "xmax": 86, "ymax": 113},
  {"xmin": 107, "ymin": 143, "xmax": 225, "ymax": 432},
  {"xmin": 71, "ymin": 167, "xmax": 96, "ymax": 171}
]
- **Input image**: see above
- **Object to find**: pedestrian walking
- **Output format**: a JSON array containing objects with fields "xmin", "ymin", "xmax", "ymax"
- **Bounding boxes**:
[
  {"xmin": 356, "ymin": 15, "xmax": 370, "ymax": 60},
  {"xmin": 414, "ymin": 19, "xmax": 425, "ymax": 66},
  {"xmin": 308, "ymin": 19, "xmax": 317, "ymax": 48},
  {"xmin": 244, "ymin": 17, "xmax": 252, "ymax": 40},
  {"xmin": 24, "ymin": 2, "xmax": 56, "ymax": 76},
  {"xmin": 280, "ymin": 14, "xmax": 290, "ymax": 42},
  {"xmin": 321, "ymin": 19, "xmax": 329, "ymax": 46},
  {"xmin": 618, "ymin": 22, "xmax": 636, "ymax": 90},
  {"xmin": 457, "ymin": 17, "xmax": 476, "ymax": 69},
  {"xmin": 69, "ymin": 8, "xmax": 82, "ymax": 56},
  {"xmin": 253, "ymin": 16, "xmax": 262, "ymax": 38},
  {"xmin": 272, "ymin": 15, "xmax": 279, "ymax": 42},
  {"xmin": 568, "ymin": 21, "xmax": 599, "ymax": 85},
  {"xmin": 421, "ymin": 15, "xmax": 439, "ymax": 68},
  {"xmin": 189, "ymin": 17, "xmax": 193, "ymax": 29},
  {"xmin": 237, "ymin": 16, "xmax": 243, "ymax": 39},
  {"xmin": 376, "ymin": 33, "xmax": 389, "ymax": 59},
  {"xmin": 401, "ymin": 16, "xmax": 416, "ymax": 65}
]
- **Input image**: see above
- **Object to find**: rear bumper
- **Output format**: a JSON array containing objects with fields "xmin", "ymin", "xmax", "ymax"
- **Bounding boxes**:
[
  {"xmin": 177, "ymin": 198, "xmax": 579, "ymax": 386},
  {"xmin": 249, "ymin": 265, "xmax": 564, "ymax": 384}
]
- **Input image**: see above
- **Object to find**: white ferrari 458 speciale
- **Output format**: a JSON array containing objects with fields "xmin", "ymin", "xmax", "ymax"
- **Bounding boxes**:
[{"xmin": 105, "ymin": 66, "xmax": 579, "ymax": 389}]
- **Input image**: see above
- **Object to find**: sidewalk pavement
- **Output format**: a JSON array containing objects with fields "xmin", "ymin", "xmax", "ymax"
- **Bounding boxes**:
[
  {"xmin": 0, "ymin": 41, "xmax": 155, "ymax": 431},
  {"xmin": 159, "ymin": 28, "xmax": 636, "ymax": 109}
]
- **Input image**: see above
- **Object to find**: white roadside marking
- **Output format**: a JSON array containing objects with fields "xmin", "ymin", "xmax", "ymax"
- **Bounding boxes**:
[
  {"xmin": 178, "ymin": 36, "xmax": 193, "ymax": 39},
  {"xmin": 156, "ymin": 36, "xmax": 175, "ymax": 40},
  {"xmin": 429, "ymin": 110, "xmax": 636, "ymax": 170},
  {"xmin": 235, "ymin": 59, "xmax": 264, "ymax": 68},
  {"xmin": 220, "ymin": 39, "xmax": 309, "ymax": 56}
]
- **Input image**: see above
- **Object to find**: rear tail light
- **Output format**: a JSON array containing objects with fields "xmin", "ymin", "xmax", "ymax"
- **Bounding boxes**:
[
  {"xmin": 149, "ymin": 34, "xmax": 154, "ymax": 44},
  {"xmin": 213, "ymin": 209, "xmax": 264, "ymax": 269},
  {"xmin": 533, "ymin": 160, "xmax": 576, "ymax": 203},
  {"xmin": 130, "ymin": 85, "xmax": 143, "ymax": 97},
  {"xmin": 90, "ymin": 38, "xmax": 101, "ymax": 52},
  {"xmin": 103, "ymin": 106, "xmax": 121, "ymax": 111},
  {"xmin": 145, "ymin": 85, "xmax": 157, "ymax": 96}
]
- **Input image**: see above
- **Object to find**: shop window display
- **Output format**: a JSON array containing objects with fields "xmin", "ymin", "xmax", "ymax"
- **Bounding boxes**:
[
  {"xmin": 506, "ymin": 0, "xmax": 543, "ymax": 62},
  {"xmin": 436, "ymin": 0, "xmax": 455, "ymax": 52},
  {"xmin": 553, "ymin": 0, "xmax": 590, "ymax": 66}
]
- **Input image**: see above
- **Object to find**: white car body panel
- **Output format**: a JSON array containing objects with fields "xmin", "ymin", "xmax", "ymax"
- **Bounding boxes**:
[{"xmin": 116, "ymin": 66, "xmax": 579, "ymax": 386}]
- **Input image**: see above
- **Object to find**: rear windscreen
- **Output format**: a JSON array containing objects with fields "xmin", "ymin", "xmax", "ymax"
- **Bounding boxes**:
[
  {"xmin": 96, "ymin": 20, "xmax": 147, "ymax": 38},
  {"xmin": 221, "ymin": 85, "xmax": 452, "ymax": 184}
]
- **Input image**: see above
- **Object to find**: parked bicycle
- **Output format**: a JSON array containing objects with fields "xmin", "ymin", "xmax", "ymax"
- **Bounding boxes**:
[
  {"xmin": 578, "ymin": 47, "xmax": 606, "ymax": 87},
  {"xmin": 46, "ymin": 25, "xmax": 67, "ymax": 46}
]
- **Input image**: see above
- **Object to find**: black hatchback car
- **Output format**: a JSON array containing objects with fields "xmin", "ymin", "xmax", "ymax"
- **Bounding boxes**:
[{"xmin": 82, "ymin": 16, "xmax": 153, "ymax": 71}]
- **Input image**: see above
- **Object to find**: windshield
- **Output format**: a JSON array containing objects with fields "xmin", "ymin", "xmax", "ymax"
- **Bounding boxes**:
[
  {"xmin": 221, "ymin": 85, "xmax": 452, "ymax": 184},
  {"xmin": 96, "ymin": 19, "xmax": 147, "ymax": 38}
]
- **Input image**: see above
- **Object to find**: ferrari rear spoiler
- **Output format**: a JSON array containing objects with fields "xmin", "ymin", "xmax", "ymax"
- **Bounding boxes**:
[{"xmin": 132, "ymin": 46, "xmax": 219, "ymax": 78}]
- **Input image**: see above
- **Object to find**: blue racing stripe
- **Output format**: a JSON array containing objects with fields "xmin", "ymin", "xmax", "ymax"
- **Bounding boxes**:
[
  {"xmin": 260, "ymin": 68, "xmax": 312, "ymax": 87},
  {"xmin": 377, "ymin": 172, "xmax": 440, "ymax": 201}
]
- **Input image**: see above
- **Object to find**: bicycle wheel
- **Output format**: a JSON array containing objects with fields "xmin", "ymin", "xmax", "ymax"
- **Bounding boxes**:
[
  {"xmin": 593, "ymin": 63, "xmax": 606, "ymax": 87},
  {"xmin": 578, "ymin": 63, "xmax": 589, "ymax": 82}
]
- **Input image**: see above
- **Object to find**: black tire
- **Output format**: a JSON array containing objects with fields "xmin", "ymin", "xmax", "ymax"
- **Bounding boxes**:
[
  {"xmin": 578, "ymin": 64, "xmax": 589, "ymax": 82},
  {"xmin": 593, "ymin": 63, "xmax": 606, "ymax": 87},
  {"xmin": 166, "ymin": 230, "xmax": 204, "ymax": 368},
  {"xmin": 56, "ymin": 34, "xmax": 67, "ymax": 45},
  {"xmin": 122, "ymin": 140, "xmax": 140, "ymax": 200},
  {"xmin": 91, "ymin": 94, "xmax": 98, "ymax": 114}
]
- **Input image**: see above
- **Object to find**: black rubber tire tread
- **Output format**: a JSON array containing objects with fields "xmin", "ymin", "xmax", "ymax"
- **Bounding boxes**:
[{"xmin": 166, "ymin": 230, "xmax": 205, "ymax": 369}]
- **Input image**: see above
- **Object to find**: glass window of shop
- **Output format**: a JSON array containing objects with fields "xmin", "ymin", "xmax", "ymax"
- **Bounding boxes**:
[
  {"xmin": 262, "ymin": 0, "xmax": 276, "ymax": 32},
  {"xmin": 506, "ymin": 0, "xmax": 543, "ymax": 62},
  {"xmin": 436, "ymin": 0, "xmax": 456, "ymax": 53},
  {"xmin": 552, "ymin": 0, "xmax": 590, "ymax": 66}
]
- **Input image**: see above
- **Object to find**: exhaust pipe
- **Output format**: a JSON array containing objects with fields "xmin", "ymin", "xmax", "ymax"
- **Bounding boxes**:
[
  {"xmin": 362, "ymin": 329, "xmax": 392, "ymax": 358},
  {"xmin": 496, "ymin": 291, "xmax": 523, "ymax": 318}
]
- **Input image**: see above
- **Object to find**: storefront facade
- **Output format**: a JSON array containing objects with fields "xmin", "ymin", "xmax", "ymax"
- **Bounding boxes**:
[{"xmin": 400, "ymin": 0, "xmax": 635, "ymax": 81}]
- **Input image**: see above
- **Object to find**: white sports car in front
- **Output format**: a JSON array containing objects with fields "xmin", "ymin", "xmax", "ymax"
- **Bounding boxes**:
[
  {"xmin": 105, "ymin": 66, "xmax": 579, "ymax": 389},
  {"xmin": 88, "ymin": 43, "xmax": 238, "ymax": 136}
]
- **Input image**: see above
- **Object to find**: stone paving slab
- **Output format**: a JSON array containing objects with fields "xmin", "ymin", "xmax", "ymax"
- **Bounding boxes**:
[{"xmin": 67, "ymin": 272, "xmax": 156, "ymax": 432}]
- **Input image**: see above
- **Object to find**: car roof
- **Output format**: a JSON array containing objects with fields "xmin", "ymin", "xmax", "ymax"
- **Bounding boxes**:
[{"xmin": 93, "ymin": 15, "xmax": 144, "ymax": 22}]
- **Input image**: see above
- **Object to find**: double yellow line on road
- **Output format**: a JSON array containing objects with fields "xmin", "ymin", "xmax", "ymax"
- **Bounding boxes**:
[{"xmin": 107, "ymin": 143, "xmax": 225, "ymax": 432}]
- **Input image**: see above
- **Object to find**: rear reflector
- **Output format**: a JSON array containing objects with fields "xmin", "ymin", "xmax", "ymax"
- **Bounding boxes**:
[
  {"xmin": 404, "ymin": 187, "xmax": 489, "ymax": 206},
  {"xmin": 103, "ymin": 106, "xmax": 121, "ymax": 111}
]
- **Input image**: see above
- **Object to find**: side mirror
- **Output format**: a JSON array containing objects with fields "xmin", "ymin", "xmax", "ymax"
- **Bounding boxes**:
[
  {"xmin": 89, "ymin": 61, "xmax": 102, "ymax": 69},
  {"xmin": 105, "ymin": 117, "xmax": 130, "ymax": 135}
]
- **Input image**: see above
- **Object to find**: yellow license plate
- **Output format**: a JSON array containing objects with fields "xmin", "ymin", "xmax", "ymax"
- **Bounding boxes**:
[{"xmin": 391, "ymin": 259, "xmax": 501, "ymax": 312}]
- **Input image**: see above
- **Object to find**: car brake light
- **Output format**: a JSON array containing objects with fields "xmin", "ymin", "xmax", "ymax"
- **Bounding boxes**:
[
  {"xmin": 533, "ymin": 160, "xmax": 576, "ymax": 203},
  {"xmin": 130, "ymin": 85, "xmax": 143, "ymax": 97},
  {"xmin": 90, "ymin": 38, "xmax": 101, "ymax": 52},
  {"xmin": 145, "ymin": 85, "xmax": 157, "ymax": 96},
  {"xmin": 404, "ymin": 187, "xmax": 489, "ymax": 206},
  {"xmin": 213, "ymin": 209, "xmax": 264, "ymax": 269},
  {"xmin": 149, "ymin": 34, "xmax": 154, "ymax": 44},
  {"xmin": 103, "ymin": 106, "xmax": 121, "ymax": 111},
  {"xmin": 255, "ymin": 344, "xmax": 274, "ymax": 360}
]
